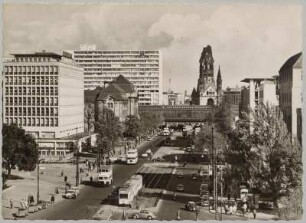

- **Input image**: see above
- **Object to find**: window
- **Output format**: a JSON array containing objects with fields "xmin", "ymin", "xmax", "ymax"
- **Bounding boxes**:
[
  {"xmin": 37, "ymin": 97, "xmax": 40, "ymax": 105},
  {"xmin": 32, "ymin": 118, "xmax": 35, "ymax": 126},
  {"xmin": 108, "ymin": 103, "xmax": 113, "ymax": 108},
  {"xmin": 41, "ymin": 118, "xmax": 45, "ymax": 126},
  {"xmin": 50, "ymin": 118, "xmax": 54, "ymax": 126},
  {"xmin": 50, "ymin": 97, "xmax": 53, "ymax": 105},
  {"xmin": 28, "ymin": 108, "xmax": 31, "ymax": 116},
  {"xmin": 18, "ymin": 97, "xmax": 22, "ymax": 105},
  {"xmin": 5, "ymin": 87, "xmax": 8, "ymax": 95},
  {"xmin": 14, "ymin": 108, "xmax": 17, "ymax": 116},
  {"xmin": 37, "ymin": 107, "xmax": 40, "ymax": 116},
  {"xmin": 50, "ymin": 108, "xmax": 54, "ymax": 115},
  {"xmin": 46, "ymin": 108, "xmax": 49, "ymax": 116},
  {"xmin": 23, "ymin": 97, "xmax": 26, "ymax": 105},
  {"xmin": 23, "ymin": 87, "xmax": 26, "ymax": 95},
  {"xmin": 36, "ymin": 118, "xmax": 40, "ymax": 126},
  {"xmin": 54, "ymin": 108, "xmax": 58, "ymax": 115},
  {"xmin": 18, "ymin": 87, "xmax": 22, "ymax": 95},
  {"xmin": 54, "ymin": 118, "xmax": 58, "ymax": 126},
  {"xmin": 23, "ymin": 118, "xmax": 26, "ymax": 126},
  {"xmin": 46, "ymin": 118, "xmax": 49, "ymax": 126},
  {"xmin": 32, "ymin": 108, "xmax": 35, "ymax": 116},
  {"xmin": 5, "ymin": 108, "xmax": 8, "ymax": 116},
  {"xmin": 54, "ymin": 98, "xmax": 58, "ymax": 105},
  {"xmin": 27, "ymin": 118, "xmax": 31, "ymax": 126},
  {"xmin": 45, "ymin": 97, "xmax": 49, "ymax": 105},
  {"xmin": 41, "ymin": 108, "xmax": 44, "ymax": 116},
  {"xmin": 50, "ymin": 87, "xmax": 54, "ymax": 95},
  {"xmin": 32, "ymin": 97, "xmax": 35, "ymax": 105},
  {"xmin": 23, "ymin": 107, "xmax": 26, "ymax": 116}
]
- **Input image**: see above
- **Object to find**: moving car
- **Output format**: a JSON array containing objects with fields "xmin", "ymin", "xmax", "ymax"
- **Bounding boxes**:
[
  {"xmin": 176, "ymin": 184, "xmax": 184, "ymax": 192},
  {"xmin": 177, "ymin": 172, "xmax": 183, "ymax": 178},
  {"xmin": 63, "ymin": 190, "xmax": 77, "ymax": 199},
  {"xmin": 191, "ymin": 174, "xmax": 198, "ymax": 180},
  {"xmin": 185, "ymin": 201, "xmax": 197, "ymax": 211},
  {"xmin": 132, "ymin": 210, "xmax": 156, "ymax": 220}
]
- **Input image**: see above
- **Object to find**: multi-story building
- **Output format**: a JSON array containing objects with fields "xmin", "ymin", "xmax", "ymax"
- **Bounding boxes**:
[
  {"xmin": 162, "ymin": 91, "xmax": 185, "ymax": 105},
  {"xmin": 3, "ymin": 51, "xmax": 95, "ymax": 159},
  {"xmin": 222, "ymin": 86, "xmax": 241, "ymax": 125},
  {"xmin": 94, "ymin": 75, "xmax": 138, "ymax": 123},
  {"xmin": 240, "ymin": 77, "xmax": 278, "ymax": 114},
  {"xmin": 64, "ymin": 44, "xmax": 162, "ymax": 105},
  {"xmin": 278, "ymin": 52, "xmax": 302, "ymax": 142}
]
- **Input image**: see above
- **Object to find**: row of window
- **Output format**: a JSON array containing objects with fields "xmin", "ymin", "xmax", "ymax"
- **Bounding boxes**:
[
  {"xmin": 5, "ymin": 107, "xmax": 58, "ymax": 117},
  {"xmin": 14, "ymin": 57, "xmax": 54, "ymax": 63},
  {"xmin": 74, "ymin": 50, "xmax": 159, "ymax": 54},
  {"xmin": 4, "ymin": 65, "xmax": 59, "ymax": 74},
  {"xmin": 85, "ymin": 68, "xmax": 159, "ymax": 72},
  {"xmin": 4, "ymin": 76, "xmax": 58, "ymax": 85},
  {"xmin": 74, "ymin": 55, "xmax": 159, "ymax": 59},
  {"xmin": 76, "ymin": 59, "xmax": 160, "ymax": 63},
  {"xmin": 5, "ymin": 96, "xmax": 58, "ymax": 106},
  {"xmin": 5, "ymin": 87, "xmax": 58, "ymax": 96},
  {"xmin": 5, "ymin": 117, "xmax": 58, "ymax": 127}
]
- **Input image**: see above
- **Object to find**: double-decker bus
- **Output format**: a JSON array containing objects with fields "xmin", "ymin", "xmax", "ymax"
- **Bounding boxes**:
[{"xmin": 126, "ymin": 148, "xmax": 138, "ymax": 164}]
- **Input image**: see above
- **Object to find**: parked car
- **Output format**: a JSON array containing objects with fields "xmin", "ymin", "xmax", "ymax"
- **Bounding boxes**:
[
  {"xmin": 63, "ymin": 190, "xmax": 77, "ymax": 199},
  {"xmin": 185, "ymin": 201, "xmax": 197, "ymax": 211},
  {"xmin": 132, "ymin": 210, "xmax": 156, "ymax": 220},
  {"xmin": 176, "ymin": 184, "xmax": 184, "ymax": 192},
  {"xmin": 70, "ymin": 186, "xmax": 80, "ymax": 196},
  {"xmin": 141, "ymin": 153, "xmax": 148, "ymax": 158},
  {"xmin": 177, "ymin": 172, "xmax": 183, "ymax": 178}
]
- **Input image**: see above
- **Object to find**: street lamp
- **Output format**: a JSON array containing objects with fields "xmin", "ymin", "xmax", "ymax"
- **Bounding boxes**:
[{"xmin": 37, "ymin": 157, "xmax": 44, "ymax": 204}]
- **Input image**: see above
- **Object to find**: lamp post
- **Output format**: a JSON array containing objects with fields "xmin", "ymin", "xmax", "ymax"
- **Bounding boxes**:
[
  {"xmin": 37, "ymin": 159, "xmax": 40, "ymax": 204},
  {"xmin": 75, "ymin": 143, "xmax": 80, "ymax": 186}
]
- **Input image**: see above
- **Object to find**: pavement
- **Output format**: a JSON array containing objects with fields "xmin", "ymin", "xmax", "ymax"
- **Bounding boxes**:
[{"xmin": 2, "ymin": 163, "xmax": 89, "ymax": 220}]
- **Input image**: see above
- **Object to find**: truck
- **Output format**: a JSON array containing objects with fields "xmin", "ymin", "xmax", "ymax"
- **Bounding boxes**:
[
  {"xmin": 126, "ymin": 148, "xmax": 138, "ymax": 164},
  {"xmin": 118, "ymin": 175, "xmax": 143, "ymax": 206},
  {"xmin": 81, "ymin": 165, "xmax": 113, "ymax": 186}
]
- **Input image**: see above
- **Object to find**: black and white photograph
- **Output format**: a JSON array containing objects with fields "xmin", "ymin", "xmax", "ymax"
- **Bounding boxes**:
[{"xmin": 1, "ymin": 0, "xmax": 304, "ymax": 221}]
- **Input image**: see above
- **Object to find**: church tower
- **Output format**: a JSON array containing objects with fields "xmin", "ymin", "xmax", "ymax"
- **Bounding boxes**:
[
  {"xmin": 217, "ymin": 66, "xmax": 222, "ymax": 105},
  {"xmin": 196, "ymin": 45, "xmax": 221, "ymax": 106}
]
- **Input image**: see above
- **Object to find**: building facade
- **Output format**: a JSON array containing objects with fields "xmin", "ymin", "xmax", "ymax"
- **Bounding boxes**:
[
  {"xmin": 278, "ymin": 52, "xmax": 302, "ymax": 142},
  {"xmin": 65, "ymin": 44, "xmax": 162, "ymax": 105},
  {"xmin": 240, "ymin": 77, "xmax": 278, "ymax": 114},
  {"xmin": 222, "ymin": 87, "xmax": 241, "ymax": 125},
  {"xmin": 191, "ymin": 45, "xmax": 222, "ymax": 106},
  {"xmin": 95, "ymin": 75, "xmax": 138, "ymax": 123},
  {"xmin": 3, "ymin": 52, "xmax": 95, "ymax": 159}
]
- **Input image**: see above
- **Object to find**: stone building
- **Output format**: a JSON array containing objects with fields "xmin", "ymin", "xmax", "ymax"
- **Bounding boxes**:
[
  {"xmin": 191, "ymin": 45, "xmax": 222, "ymax": 106},
  {"xmin": 94, "ymin": 75, "xmax": 138, "ymax": 123}
]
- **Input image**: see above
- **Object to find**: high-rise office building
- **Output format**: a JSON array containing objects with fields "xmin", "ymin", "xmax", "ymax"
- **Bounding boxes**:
[
  {"xmin": 3, "ymin": 51, "xmax": 95, "ymax": 158},
  {"xmin": 65, "ymin": 44, "xmax": 162, "ymax": 105}
]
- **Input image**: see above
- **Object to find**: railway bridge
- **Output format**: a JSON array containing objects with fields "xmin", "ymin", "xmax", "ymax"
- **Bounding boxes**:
[{"xmin": 138, "ymin": 105, "xmax": 218, "ymax": 124}]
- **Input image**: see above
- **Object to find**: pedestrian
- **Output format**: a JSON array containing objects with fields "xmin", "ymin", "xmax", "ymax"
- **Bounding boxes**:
[
  {"xmin": 253, "ymin": 208, "xmax": 257, "ymax": 219},
  {"xmin": 51, "ymin": 195, "xmax": 55, "ymax": 204},
  {"xmin": 64, "ymin": 175, "xmax": 67, "ymax": 182},
  {"xmin": 228, "ymin": 193, "xmax": 231, "ymax": 201},
  {"xmin": 10, "ymin": 199, "xmax": 13, "ymax": 209},
  {"xmin": 61, "ymin": 170, "xmax": 64, "ymax": 177},
  {"xmin": 55, "ymin": 187, "xmax": 59, "ymax": 194},
  {"xmin": 242, "ymin": 203, "xmax": 247, "ymax": 217},
  {"xmin": 232, "ymin": 203, "xmax": 237, "ymax": 215},
  {"xmin": 29, "ymin": 194, "xmax": 34, "ymax": 205},
  {"xmin": 176, "ymin": 209, "xmax": 181, "ymax": 220}
]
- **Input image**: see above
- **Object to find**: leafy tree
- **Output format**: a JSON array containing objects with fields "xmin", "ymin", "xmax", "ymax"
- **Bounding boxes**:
[
  {"xmin": 139, "ymin": 113, "xmax": 164, "ymax": 137},
  {"xmin": 84, "ymin": 103, "xmax": 95, "ymax": 133},
  {"xmin": 2, "ymin": 123, "xmax": 39, "ymax": 176},
  {"xmin": 225, "ymin": 103, "xmax": 302, "ymax": 206},
  {"xmin": 214, "ymin": 101, "xmax": 235, "ymax": 135},
  {"xmin": 124, "ymin": 115, "xmax": 141, "ymax": 140},
  {"xmin": 95, "ymin": 108, "xmax": 122, "ymax": 161}
]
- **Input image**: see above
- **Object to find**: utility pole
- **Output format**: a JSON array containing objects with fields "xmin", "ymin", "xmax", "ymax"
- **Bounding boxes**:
[
  {"xmin": 37, "ymin": 159, "xmax": 40, "ymax": 204},
  {"xmin": 212, "ymin": 125, "xmax": 218, "ymax": 220},
  {"xmin": 76, "ymin": 144, "xmax": 80, "ymax": 186},
  {"xmin": 220, "ymin": 166, "xmax": 223, "ymax": 221}
]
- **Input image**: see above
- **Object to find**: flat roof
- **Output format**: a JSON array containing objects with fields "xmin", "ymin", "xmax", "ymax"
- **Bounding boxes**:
[{"xmin": 241, "ymin": 78, "xmax": 274, "ymax": 83}]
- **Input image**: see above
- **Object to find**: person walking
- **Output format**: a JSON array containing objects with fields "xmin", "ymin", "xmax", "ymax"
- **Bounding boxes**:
[
  {"xmin": 51, "ymin": 195, "xmax": 55, "ymax": 204},
  {"xmin": 10, "ymin": 199, "xmax": 13, "ymax": 209},
  {"xmin": 242, "ymin": 203, "xmax": 247, "ymax": 217},
  {"xmin": 64, "ymin": 175, "xmax": 67, "ymax": 182},
  {"xmin": 252, "ymin": 208, "xmax": 257, "ymax": 219},
  {"xmin": 176, "ymin": 209, "xmax": 181, "ymax": 220}
]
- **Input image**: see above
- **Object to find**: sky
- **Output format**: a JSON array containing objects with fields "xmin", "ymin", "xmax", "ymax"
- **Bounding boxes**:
[{"xmin": 3, "ymin": 2, "xmax": 302, "ymax": 94}]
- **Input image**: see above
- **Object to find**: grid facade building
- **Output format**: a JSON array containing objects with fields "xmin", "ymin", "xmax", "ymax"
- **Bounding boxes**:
[
  {"xmin": 3, "ymin": 52, "xmax": 87, "ymax": 158},
  {"xmin": 65, "ymin": 44, "xmax": 162, "ymax": 105}
]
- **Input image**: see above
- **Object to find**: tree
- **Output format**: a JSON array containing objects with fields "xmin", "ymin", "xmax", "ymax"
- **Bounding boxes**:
[
  {"xmin": 124, "ymin": 115, "xmax": 141, "ymax": 140},
  {"xmin": 139, "ymin": 113, "xmax": 164, "ymax": 137},
  {"xmin": 225, "ymin": 103, "xmax": 302, "ymax": 207},
  {"xmin": 95, "ymin": 108, "xmax": 122, "ymax": 161},
  {"xmin": 2, "ymin": 123, "xmax": 39, "ymax": 177},
  {"xmin": 84, "ymin": 103, "xmax": 95, "ymax": 133}
]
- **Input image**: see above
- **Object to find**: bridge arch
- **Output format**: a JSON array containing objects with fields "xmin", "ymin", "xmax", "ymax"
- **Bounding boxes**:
[{"xmin": 207, "ymin": 98, "xmax": 214, "ymax": 106}]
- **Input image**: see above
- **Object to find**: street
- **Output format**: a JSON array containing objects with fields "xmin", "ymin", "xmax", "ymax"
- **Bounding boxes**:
[{"xmin": 26, "ymin": 137, "xmax": 163, "ymax": 220}]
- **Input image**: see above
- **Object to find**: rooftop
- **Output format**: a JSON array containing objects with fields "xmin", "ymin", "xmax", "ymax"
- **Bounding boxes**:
[
  {"xmin": 241, "ymin": 77, "xmax": 274, "ymax": 83},
  {"xmin": 279, "ymin": 52, "xmax": 302, "ymax": 72}
]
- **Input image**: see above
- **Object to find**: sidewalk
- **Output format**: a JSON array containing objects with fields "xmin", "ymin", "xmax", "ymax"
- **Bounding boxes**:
[{"xmin": 2, "ymin": 163, "xmax": 88, "ymax": 220}]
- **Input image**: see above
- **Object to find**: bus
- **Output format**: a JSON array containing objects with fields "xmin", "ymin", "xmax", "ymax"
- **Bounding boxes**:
[
  {"xmin": 163, "ymin": 127, "xmax": 170, "ymax": 136},
  {"xmin": 126, "ymin": 148, "xmax": 138, "ymax": 164},
  {"xmin": 81, "ymin": 165, "xmax": 113, "ymax": 186},
  {"xmin": 118, "ymin": 175, "xmax": 143, "ymax": 206}
]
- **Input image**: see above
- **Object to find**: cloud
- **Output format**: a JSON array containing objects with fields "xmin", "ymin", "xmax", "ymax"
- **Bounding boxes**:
[{"xmin": 3, "ymin": 3, "xmax": 302, "ymax": 94}]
